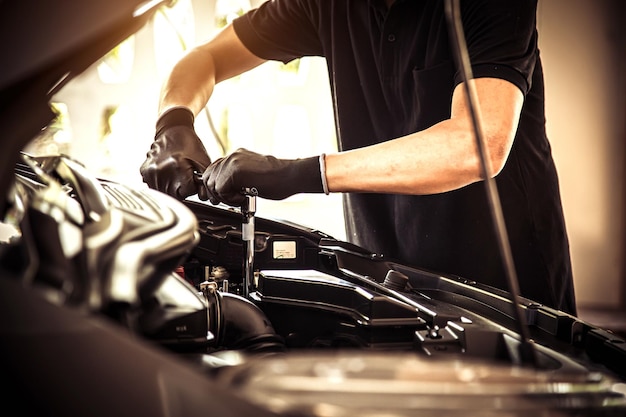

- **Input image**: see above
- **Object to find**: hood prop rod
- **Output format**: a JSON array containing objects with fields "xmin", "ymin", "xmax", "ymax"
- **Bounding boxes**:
[{"xmin": 444, "ymin": 0, "xmax": 538, "ymax": 367}]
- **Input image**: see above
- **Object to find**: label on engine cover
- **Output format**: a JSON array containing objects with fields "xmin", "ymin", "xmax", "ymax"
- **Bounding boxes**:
[{"xmin": 273, "ymin": 241, "xmax": 296, "ymax": 259}]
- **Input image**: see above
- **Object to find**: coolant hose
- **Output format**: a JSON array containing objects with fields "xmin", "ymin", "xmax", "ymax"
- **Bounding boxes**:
[{"xmin": 217, "ymin": 292, "xmax": 285, "ymax": 352}]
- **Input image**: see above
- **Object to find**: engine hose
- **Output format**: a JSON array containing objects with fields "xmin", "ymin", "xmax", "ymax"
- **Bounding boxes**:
[{"xmin": 208, "ymin": 289, "xmax": 285, "ymax": 352}]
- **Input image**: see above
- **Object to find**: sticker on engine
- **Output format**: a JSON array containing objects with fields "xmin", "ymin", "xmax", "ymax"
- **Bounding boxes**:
[{"xmin": 273, "ymin": 241, "xmax": 296, "ymax": 259}]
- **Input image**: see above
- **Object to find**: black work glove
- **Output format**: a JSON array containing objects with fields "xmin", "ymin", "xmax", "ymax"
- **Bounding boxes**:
[
  {"xmin": 202, "ymin": 148, "xmax": 324, "ymax": 206},
  {"xmin": 140, "ymin": 107, "xmax": 211, "ymax": 200}
]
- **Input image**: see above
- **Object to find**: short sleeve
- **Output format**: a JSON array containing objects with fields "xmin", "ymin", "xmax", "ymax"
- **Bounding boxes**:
[
  {"xmin": 455, "ymin": 0, "xmax": 539, "ymax": 94},
  {"xmin": 233, "ymin": 0, "xmax": 323, "ymax": 64}
]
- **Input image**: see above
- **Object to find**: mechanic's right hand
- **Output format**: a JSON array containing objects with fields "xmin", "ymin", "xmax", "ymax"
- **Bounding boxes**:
[{"xmin": 140, "ymin": 107, "xmax": 211, "ymax": 200}]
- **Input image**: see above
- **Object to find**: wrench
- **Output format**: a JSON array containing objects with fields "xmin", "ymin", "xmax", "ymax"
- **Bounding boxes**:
[
  {"xmin": 194, "ymin": 170, "xmax": 257, "ymax": 297},
  {"xmin": 241, "ymin": 187, "xmax": 258, "ymax": 298}
]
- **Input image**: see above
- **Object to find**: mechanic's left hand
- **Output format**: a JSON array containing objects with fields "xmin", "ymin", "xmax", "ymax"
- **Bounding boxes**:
[
  {"xmin": 140, "ymin": 107, "xmax": 211, "ymax": 200},
  {"xmin": 202, "ymin": 148, "xmax": 323, "ymax": 206}
]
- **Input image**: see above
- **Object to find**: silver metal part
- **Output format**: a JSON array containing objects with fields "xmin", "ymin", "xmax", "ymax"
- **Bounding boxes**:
[
  {"xmin": 241, "ymin": 187, "xmax": 258, "ymax": 298},
  {"xmin": 200, "ymin": 280, "xmax": 220, "ymax": 343}
]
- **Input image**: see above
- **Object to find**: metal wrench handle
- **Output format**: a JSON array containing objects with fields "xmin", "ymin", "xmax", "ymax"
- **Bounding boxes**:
[{"xmin": 241, "ymin": 187, "xmax": 258, "ymax": 298}]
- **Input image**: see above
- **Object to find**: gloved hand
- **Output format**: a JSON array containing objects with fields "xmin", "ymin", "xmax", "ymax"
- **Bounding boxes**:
[
  {"xmin": 140, "ymin": 107, "xmax": 211, "ymax": 200},
  {"xmin": 202, "ymin": 148, "xmax": 324, "ymax": 206}
]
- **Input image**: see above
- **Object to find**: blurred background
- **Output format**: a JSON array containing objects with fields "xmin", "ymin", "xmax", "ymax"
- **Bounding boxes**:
[{"xmin": 24, "ymin": 0, "xmax": 625, "ymax": 320}]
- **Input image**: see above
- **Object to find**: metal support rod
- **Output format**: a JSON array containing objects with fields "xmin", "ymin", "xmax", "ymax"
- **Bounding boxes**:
[
  {"xmin": 241, "ymin": 187, "xmax": 258, "ymax": 298},
  {"xmin": 444, "ymin": 0, "xmax": 537, "ymax": 367}
]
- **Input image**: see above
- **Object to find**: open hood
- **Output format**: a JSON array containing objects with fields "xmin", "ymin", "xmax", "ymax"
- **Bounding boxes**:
[{"xmin": 0, "ymin": 0, "xmax": 168, "ymax": 217}]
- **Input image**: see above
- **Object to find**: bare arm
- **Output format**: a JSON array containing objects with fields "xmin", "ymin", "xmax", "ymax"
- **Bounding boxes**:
[
  {"xmin": 158, "ymin": 24, "xmax": 266, "ymax": 116},
  {"xmin": 140, "ymin": 23, "xmax": 266, "ymax": 200},
  {"xmin": 325, "ymin": 77, "xmax": 524, "ymax": 195},
  {"xmin": 159, "ymin": 23, "xmax": 523, "ymax": 200}
]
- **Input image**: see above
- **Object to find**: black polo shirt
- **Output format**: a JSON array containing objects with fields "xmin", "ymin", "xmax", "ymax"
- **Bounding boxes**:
[{"xmin": 233, "ymin": 0, "xmax": 576, "ymax": 314}]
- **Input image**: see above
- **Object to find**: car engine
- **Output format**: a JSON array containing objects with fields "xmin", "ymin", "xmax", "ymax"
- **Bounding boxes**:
[{"xmin": 2, "ymin": 152, "xmax": 625, "ymax": 417}]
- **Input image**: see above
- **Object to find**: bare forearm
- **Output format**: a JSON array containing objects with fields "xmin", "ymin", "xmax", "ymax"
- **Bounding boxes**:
[
  {"xmin": 159, "ymin": 49, "xmax": 217, "ymax": 116},
  {"xmin": 158, "ymin": 24, "xmax": 266, "ymax": 117},
  {"xmin": 325, "ymin": 78, "xmax": 523, "ymax": 195},
  {"xmin": 326, "ymin": 120, "xmax": 483, "ymax": 195}
]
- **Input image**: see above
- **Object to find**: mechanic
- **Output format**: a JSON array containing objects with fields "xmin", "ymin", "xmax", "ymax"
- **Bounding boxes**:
[{"xmin": 140, "ymin": 0, "xmax": 577, "ymax": 315}]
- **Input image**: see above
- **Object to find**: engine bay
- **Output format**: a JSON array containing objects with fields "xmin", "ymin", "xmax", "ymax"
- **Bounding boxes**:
[{"xmin": 2, "ymin": 153, "xmax": 626, "ymax": 416}]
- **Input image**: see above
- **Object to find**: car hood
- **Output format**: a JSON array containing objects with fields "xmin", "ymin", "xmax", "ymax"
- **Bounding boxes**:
[{"xmin": 0, "ymin": 0, "xmax": 168, "ymax": 217}]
